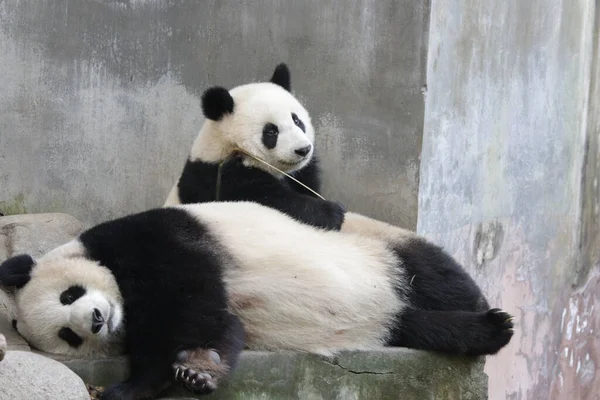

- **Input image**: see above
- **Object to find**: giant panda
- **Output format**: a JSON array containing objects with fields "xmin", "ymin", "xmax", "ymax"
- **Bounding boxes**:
[
  {"xmin": 0, "ymin": 202, "xmax": 514, "ymax": 400},
  {"xmin": 164, "ymin": 63, "xmax": 347, "ymax": 230}
]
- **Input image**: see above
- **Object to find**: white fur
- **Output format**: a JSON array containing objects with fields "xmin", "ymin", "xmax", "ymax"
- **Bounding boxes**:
[
  {"xmin": 165, "ymin": 82, "xmax": 314, "ymax": 206},
  {"xmin": 178, "ymin": 202, "xmax": 406, "ymax": 355},
  {"xmin": 341, "ymin": 211, "xmax": 416, "ymax": 244},
  {"xmin": 13, "ymin": 251, "xmax": 124, "ymax": 356}
]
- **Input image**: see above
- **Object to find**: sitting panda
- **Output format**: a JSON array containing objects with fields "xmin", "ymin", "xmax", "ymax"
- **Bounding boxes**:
[
  {"xmin": 0, "ymin": 202, "xmax": 514, "ymax": 399},
  {"xmin": 164, "ymin": 63, "xmax": 347, "ymax": 230}
]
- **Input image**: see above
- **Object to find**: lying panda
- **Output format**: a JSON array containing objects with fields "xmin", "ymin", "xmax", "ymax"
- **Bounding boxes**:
[
  {"xmin": 164, "ymin": 63, "xmax": 346, "ymax": 230},
  {"xmin": 0, "ymin": 202, "xmax": 514, "ymax": 399}
]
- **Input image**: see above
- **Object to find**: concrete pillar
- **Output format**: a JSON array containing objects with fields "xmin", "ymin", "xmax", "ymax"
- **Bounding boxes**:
[{"xmin": 419, "ymin": 1, "xmax": 599, "ymax": 399}]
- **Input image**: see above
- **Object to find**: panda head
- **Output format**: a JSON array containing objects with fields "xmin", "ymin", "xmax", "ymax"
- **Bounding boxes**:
[
  {"xmin": 0, "ymin": 243, "xmax": 124, "ymax": 356},
  {"xmin": 193, "ymin": 63, "xmax": 316, "ymax": 174}
]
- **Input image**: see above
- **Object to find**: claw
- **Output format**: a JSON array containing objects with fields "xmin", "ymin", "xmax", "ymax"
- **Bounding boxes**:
[
  {"xmin": 508, "ymin": 328, "xmax": 514, "ymax": 333},
  {"xmin": 174, "ymin": 367, "xmax": 181, "ymax": 380}
]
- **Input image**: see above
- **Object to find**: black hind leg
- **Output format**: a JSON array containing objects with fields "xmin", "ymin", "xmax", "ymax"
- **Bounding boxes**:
[
  {"xmin": 172, "ymin": 313, "xmax": 245, "ymax": 395},
  {"xmin": 388, "ymin": 308, "xmax": 514, "ymax": 356},
  {"xmin": 393, "ymin": 237, "xmax": 490, "ymax": 312}
]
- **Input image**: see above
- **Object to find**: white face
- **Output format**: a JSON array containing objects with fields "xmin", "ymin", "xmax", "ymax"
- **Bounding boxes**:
[
  {"xmin": 197, "ymin": 82, "xmax": 316, "ymax": 174},
  {"xmin": 9, "ymin": 253, "xmax": 124, "ymax": 357}
]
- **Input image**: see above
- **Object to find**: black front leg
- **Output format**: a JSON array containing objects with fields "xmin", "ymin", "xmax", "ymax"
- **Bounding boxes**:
[
  {"xmin": 388, "ymin": 308, "xmax": 514, "ymax": 356},
  {"xmin": 172, "ymin": 313, "xmax": 245, "ymax": 395},
  {"xmin": 262, "ymin": 193, "xmax": 346, "ymax": 230},
  {"xmin": 221, "ymin": 161, "xmax": 346, "ymax": 230},
  {"xmin": 175, "ymin": 157, "xmax": 346, "ymax": 230},
  {"xmin": 100, "ymin": 357, "xmax": 171, "ymax": 400}
]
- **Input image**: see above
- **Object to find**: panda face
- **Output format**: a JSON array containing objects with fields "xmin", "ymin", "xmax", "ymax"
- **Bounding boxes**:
[
  {"xmin": 228, "ymin": 83, "xmax": 314, "ymax": 173},
  {"xmin": 1, "ymin": 242, "xmax": 124, "ymax": 356},
  {"xmin": 192, "ymin": 64, "xmax": 316, "ymax": 175}
]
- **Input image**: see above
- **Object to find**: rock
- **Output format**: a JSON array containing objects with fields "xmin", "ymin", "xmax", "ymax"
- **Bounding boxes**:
[
  {"xmin": 0, "ymin": 305, "xmax": 30, "ymax": 352},
  {"xmin": 0, "ymin": 213, "xmax": 86, "ymax": 261},
  {"xmin": 0, "ymin": 333, "xmax": 6, "ymax": 361},
  {"xmin": 58, "ymin": 349, "xmax": 487, "ymax": 400},
  {"xmin": 0, "ymin": 351, "xmax": 90, "ymax": 399}
]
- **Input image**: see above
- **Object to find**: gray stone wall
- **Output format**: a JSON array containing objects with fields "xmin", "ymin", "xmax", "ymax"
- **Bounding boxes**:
[
  {"xmin": 0, "ymin": 0, "xmax": 429, "ymax": 229},
  {"xmin": 419, "ymin": 1, "xmax": 599, "ymax": 399}
]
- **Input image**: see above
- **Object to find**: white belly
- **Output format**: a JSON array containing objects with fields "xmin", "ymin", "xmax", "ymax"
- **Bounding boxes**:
[{"xmin": 178, "ymin": 202, "xmax": 407, "ymax": 355}]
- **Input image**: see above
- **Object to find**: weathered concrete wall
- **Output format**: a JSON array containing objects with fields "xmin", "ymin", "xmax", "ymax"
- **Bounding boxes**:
[
  {"xmin": 420, "ymin": 1, "xmax": 599, "ymax": 400},
  {"xmin": 0, "ymin": 0, "xmax": 429, "ymax": 228}
]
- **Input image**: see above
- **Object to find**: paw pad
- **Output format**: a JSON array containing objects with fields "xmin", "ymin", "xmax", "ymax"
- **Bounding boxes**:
[{"xmin": 173, "ymin": 365, "xmax": 217, "ymax": 394}]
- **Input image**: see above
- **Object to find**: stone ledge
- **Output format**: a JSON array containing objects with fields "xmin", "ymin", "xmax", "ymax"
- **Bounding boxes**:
[{"xmin": 44, "ymin": 349, "xmax": 487, "ymax": 400}]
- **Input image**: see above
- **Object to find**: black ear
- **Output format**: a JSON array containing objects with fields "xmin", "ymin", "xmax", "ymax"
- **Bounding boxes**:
[
  {"xmin": 0, "ymin": 254, "xmax": 35, "ymax": 288},
  {"xmin": 270, "ymin": 63, "xmax": 291, "ymax": 92},
  {"xmin": 201, "ymin": 86, "xmax": 234, "ymax": 121}
]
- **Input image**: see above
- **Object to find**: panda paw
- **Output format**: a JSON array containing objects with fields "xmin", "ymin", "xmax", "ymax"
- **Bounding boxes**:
[
  {"xmin": 470, "ymin": 308, "xmax": 514, "ymax": 355},
  {"xmin": 173, "ymin": 364, "xmax": 217, "ymax": 394},
  {"xmin": 486, "ymin": 308, "xmax": 515, "ymax": 328},
  {"xmin": 325, "ymin": 200, "xmax": 346, "ymax": 230},
  {"xmin": 172, "ymin": 348, "xmax": 224, "ymax": 395}
]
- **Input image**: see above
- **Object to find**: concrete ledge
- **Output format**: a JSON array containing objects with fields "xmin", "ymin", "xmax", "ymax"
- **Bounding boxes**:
[{"xmin": 45, "ymin": 349, "xmax": 488, "ymax": 400}]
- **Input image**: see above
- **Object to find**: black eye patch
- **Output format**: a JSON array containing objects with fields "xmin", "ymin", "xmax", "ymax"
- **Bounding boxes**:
[
  {"xmin": 291, "ymin": 113, "xmax": 305, "ymax": 133},
  {"xmin": 262, "ymin": 123, "xmax": 279, "ymax": 149},
  {"xmin": 60, "ymin": 285, "xmax": 86, "ymax": 305},
  {"xmin": 58, "ymin": 327, "xmax": 83, "ymax": 348}
]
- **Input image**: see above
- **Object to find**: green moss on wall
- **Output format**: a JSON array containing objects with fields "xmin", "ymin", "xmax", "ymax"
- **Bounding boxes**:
[{"xmin": 0, "ymin": 194, "xmax": 27, "ymax": 215}]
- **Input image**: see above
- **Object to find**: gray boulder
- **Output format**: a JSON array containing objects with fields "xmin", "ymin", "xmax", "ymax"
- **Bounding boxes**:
[
  {"xmin": 0, "ymin": 213, "xmax": 86, "ymax": 260},
  {"xmin": 0, "ymin": 350, "xmax": 90, "ymax": 399}
]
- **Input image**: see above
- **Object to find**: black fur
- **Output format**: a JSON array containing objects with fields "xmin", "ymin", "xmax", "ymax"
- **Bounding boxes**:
[
  {"xmin": 201, "ymin": 87, "xmax": 234, "ymax": 121},
  {"xmin": 291, "ymin": 113, "xmax": 305, "ymax": 133},
  {"xmin": 270, "ymin": 63, "xmax": 291, "ymax": 92},
  {"xmin": 176, "ymin": 155, "xmax": 346, "ymax": 230},
  {"xmin": 0, "ymin": 254, "xmax": 34, "ymax": 288},
  {"xmin": 386, "ymin": 238, "xmax": 513, "ymax": 355},
  {"xmin": 261, "ymin": 123, "xmax": 279, "ymax": 149},
  {"xmin": 75, "ymin": 208, "xmax": 244, "ymax": 400},
  {"xmin": 60, "ymin": 285, "xmax": 87, "ymax": 305},
  {"xmin": 58, "ymin": 327, "xmax": 84, "ymax": 348}
]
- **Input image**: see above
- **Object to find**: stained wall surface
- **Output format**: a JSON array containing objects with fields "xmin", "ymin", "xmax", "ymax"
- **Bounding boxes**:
[
  {"xmin": 0, "ymin": 0, "xmax": 429, "ymax": 228},
  {"xmin": 419, "ymin": 1, "xmax": 599, "ymax": 399}
]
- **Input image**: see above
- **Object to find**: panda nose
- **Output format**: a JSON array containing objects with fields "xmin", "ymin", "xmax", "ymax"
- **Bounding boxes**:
[
  {"xmin": 294, "ymin": 145, "xmax": 312, "ymax": 157},
  {"xmin": 91, "ymin": 308, "xmax": 104, "ymax": 334}
]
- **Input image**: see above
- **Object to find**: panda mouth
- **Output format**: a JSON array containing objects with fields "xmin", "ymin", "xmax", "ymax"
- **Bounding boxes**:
[{"xmin": 278, "ymin": 159, "xmax": 304, "ymax": 167}]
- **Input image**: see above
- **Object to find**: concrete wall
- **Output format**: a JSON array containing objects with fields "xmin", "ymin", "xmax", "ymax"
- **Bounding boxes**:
[
  {"xmin": 0, "ymin": 0, "xmax": 429, "ymax": 228},
  {"xmin": 419, "ymin": 1, "xmax": 599, "ymax": 400}
]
